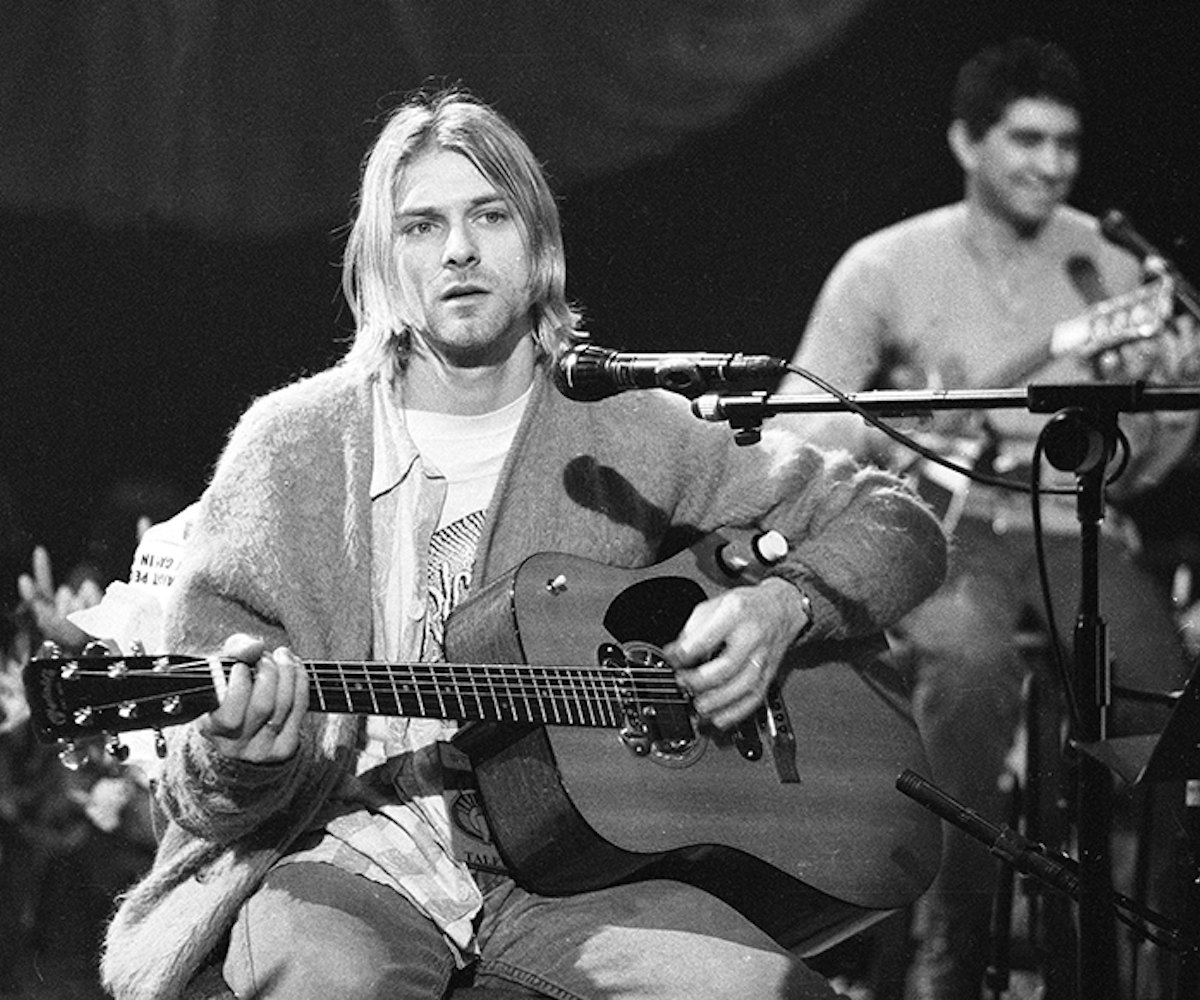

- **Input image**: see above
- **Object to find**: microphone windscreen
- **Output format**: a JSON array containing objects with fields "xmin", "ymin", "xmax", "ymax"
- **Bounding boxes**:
[
  {"xmin": 552, "ymin": 344, "xmax": 621, "ymax": 401},
  {"xmin": 1099, "ymin": 209, "xmax": 1129, "ymax": 246}
]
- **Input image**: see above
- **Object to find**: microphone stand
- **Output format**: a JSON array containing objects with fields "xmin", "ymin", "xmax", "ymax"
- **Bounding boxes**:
[
  {"xmin": 695, "ymin": 380, "xmax": 1200, "ymax": 999},
  {"xmin": 1031, "ymin": 387, "xmax": 1120, "ymax": 997},
  {"xmin": 896, "ymin": 768, "xmax": 1198, "ymax": 955}
]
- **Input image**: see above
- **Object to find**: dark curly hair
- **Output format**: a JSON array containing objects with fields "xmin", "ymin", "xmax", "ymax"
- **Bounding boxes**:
[{"xmin": 952, "ymin": 38, "xmax": 1084, "ymax": 140}]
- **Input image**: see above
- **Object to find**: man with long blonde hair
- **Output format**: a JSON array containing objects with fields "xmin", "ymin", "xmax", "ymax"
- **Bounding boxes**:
[{"xmin": 101, "ymin": 89, "xmax": 946, "ymax": 1000}]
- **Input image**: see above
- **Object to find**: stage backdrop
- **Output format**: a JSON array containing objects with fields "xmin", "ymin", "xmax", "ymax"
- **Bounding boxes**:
[{"xmin": 2, "ymin": 0, "xmax": 1198, "ymax": 575}]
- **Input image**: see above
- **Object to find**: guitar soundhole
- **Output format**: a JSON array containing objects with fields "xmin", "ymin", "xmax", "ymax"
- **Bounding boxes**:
[{"xmin": 603, "ymin": 576, "xmax": 705, "ymax": 648}]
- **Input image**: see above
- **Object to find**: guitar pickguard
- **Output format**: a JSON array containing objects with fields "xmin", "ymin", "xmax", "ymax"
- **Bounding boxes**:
[{"xmin": 595, "ymin": 638, "xmax": 708, "ymax": 767}]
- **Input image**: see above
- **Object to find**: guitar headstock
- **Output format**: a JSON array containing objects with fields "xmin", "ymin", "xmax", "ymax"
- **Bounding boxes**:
[
  {"xmin": 22, "ymin": 646, "xmax": 216, "ymax": 748},
  {"xmin": 1052, "ymin": 275, "xmax": 1176, "ymax": 361}
]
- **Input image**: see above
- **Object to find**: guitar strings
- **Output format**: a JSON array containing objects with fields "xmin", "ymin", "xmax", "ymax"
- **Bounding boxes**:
[
  {"xmin": 95, "ymin": 671, "xmax": 690, "ymax": 703},
  {"xmin": 72, "ymin": 684, "xmax": 690, "ymax": 729},
  {"xmin": 119, "ymin": 658, "xmax": 689, "ymax": 695}
]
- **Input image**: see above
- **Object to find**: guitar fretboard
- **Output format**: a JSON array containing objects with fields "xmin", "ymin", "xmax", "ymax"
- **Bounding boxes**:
[{"xmin": 305, "ymin": 659, "xmax": 685, "ymax": 727}]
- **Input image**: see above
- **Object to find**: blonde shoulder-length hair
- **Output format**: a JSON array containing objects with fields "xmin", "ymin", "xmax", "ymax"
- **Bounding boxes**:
[{"xmin": 340, "ymin": 88, "xmax": 584, "ymax": 379}]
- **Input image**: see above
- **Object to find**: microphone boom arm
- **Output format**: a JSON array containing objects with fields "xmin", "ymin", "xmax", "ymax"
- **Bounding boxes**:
[{"xmin": 694, "ymin": 383, "xmax": 1200, "ymax": 420}]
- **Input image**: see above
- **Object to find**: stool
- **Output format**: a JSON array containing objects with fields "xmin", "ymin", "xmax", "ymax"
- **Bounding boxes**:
[{"xmin": 985, "ymin": 624, "xmax": 1076, "ymax": 1000}]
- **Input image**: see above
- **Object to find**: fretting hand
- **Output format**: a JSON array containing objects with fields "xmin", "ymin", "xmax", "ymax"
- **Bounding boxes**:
[
  {"xmin": 1094, "ymin": 311, "xmax": 1200, "ymax": 383},
  {"xmin": 200, "ymin": 634, "xmax": 309, "ymax": 762}
]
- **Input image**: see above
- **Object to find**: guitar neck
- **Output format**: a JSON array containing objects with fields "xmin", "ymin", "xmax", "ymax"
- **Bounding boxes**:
[{"xmin": 25, "ymin": 652, "xmax": 692, "ymax": 744}]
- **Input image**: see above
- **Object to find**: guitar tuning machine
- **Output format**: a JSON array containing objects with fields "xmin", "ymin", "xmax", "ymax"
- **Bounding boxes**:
[
  {"xmin": 57, "ymin": 741, "xmax": 85, "ymax": 771},
  {"xmin": 106, "ymin": 733, "xmax": 130, "ymax": 762}
]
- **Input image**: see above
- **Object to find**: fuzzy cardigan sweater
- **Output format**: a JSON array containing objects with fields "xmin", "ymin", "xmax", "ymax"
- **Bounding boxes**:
[{"xmin": 101, "ymin": 360, "xmax": 947, "ymax": 1000}]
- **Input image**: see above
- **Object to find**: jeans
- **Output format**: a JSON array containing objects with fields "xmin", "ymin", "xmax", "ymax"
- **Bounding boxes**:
[{"xmin": 222, "ymin": 862, "xmax": 843, "ymax": 1000}]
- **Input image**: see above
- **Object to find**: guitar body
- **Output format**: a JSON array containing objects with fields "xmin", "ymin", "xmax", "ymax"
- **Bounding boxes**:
[{"xmin": 448, "ymin": 531, "xmax": 941, "ymax": 954}]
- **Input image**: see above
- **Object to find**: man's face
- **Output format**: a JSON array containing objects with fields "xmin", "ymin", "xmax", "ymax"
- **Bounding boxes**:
[
  {"xmin": 393, "ymin": 148, "xmax": 534, "ymax": 366},
  {"xmin": 956, "ymin": 97, "xmax": 1081, "ymax": 232}
]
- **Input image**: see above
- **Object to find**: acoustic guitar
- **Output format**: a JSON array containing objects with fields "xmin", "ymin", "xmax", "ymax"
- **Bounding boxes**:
[
  {"xmin": 23, "ymin": 529, "xmax": 940, "ymax": 955},
  {"xmin": 900, "ymin": 274, "xmax": 1186, "ymax": 527}
]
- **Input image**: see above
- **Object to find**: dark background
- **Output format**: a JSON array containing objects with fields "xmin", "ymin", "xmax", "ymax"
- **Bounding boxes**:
[{"xmin": 3, "ymin": 0, "xmax": 1199, "ymax": 583}]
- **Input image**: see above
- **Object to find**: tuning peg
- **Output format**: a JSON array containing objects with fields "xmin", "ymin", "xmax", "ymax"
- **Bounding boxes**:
[
  {"xmin": 82, "ymin": 639, "xmax": 112, "ymax": 657},
  {"xmin": 36, "ymin": 639, "xmax": 63, "ymax": 660},
  {"xmin": 57, "ymin": 741, "xmax": 86, "ymax": 771},
  {"xmin": 154, "ymin": 729, "xmax": 168, "ymax": 758},
  {"xmin": 105, "ymin": 734, "xmax": 130, "ymax": 762},
  {"xmin": 128, "ymin": 638, "xmax": 146, "ymax": 655}
]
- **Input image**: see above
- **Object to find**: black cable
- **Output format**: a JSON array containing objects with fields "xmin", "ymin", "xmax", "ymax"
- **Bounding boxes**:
[{"xmin": 783, "ymin": 364, "xmax": 1072, "ymax": 497}]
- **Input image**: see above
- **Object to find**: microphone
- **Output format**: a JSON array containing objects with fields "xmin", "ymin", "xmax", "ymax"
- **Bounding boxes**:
[
  {"xmin": 1100, "ymin": 209, "xmax": 1169, "ymax": 270},
  {"xmin": 896, "ymin": 769, "xmax": 1080, "ymax": 899},
  {"xmin": 1065, "ymin": 254, "xmax": 1109, "ymax": 305},
  {"xmin": 554, "ymin": 343, "xmax": 788, "ymax": 402}
]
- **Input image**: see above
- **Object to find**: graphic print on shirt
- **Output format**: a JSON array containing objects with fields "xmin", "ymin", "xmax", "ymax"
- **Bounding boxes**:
[
  {"xmin": 422, "ymin": 509, "xmax": 486, "ymax": 661},
  {"xmin": 423, "ymin": 508, "xmax": 506, "ymax": 872}
]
